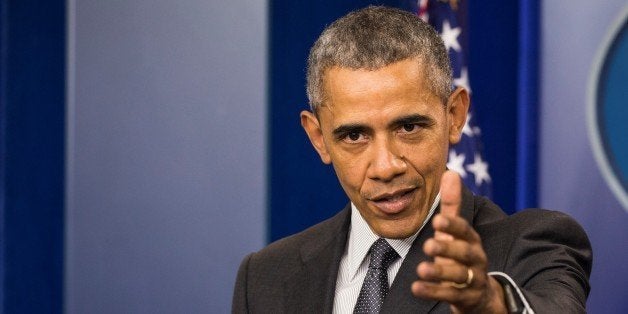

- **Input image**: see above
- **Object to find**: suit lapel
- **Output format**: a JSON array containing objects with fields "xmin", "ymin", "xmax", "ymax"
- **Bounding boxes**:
[
  {"xmin": 381, "ymin": 221, "xmax": 440, "ymax": 313},
  {"xmin": 283, "ymin": 206, "xmax": 351, "ymax": 314},
  {"xmin": 381, "ymin": 187, "xmax": 477, "ymax": 313}
]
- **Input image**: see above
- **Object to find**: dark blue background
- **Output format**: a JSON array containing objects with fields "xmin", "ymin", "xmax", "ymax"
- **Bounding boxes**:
[{"xmin": 0, "ymin": 0, "xmax": 66, "ymax": 312}]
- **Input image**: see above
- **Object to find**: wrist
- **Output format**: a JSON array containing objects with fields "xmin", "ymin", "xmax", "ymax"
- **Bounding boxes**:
[
  {"xmin": 482, "ymin": 276, "xmax": 508, "ymax": 314},
  {"xmin": 459, "ymin": 276, "xmax": 507, "ymax": 314}
]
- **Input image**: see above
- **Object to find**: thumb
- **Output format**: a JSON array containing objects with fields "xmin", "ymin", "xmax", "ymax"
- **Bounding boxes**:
[{"xmin": 440, "ymin": 170, "xmax": 462, "ymax": 218}]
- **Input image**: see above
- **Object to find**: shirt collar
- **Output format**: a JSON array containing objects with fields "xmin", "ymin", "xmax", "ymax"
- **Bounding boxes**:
[{"xmin": 346, "ymin": 192, "xmax": 441, "ymax": 279}]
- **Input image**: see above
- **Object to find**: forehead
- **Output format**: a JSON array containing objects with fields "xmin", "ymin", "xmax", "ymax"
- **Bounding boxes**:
[{"xmin": 319, "ymin": 58, "xmax": 442, "ymax": 123}]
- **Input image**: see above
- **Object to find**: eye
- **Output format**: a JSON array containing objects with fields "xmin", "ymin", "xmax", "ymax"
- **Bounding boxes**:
[
  {"xmin": 348, "ymin": 132, "xmax": 361, "ymax": 141},
  {"xmin": 341, "ymin": 132, "xmax": 368, "ymax": 143},
  {"xmin": 397, "ymin": 123, "xmax": 425, "ymax": 137},
  {"xmin": 402, "ymin": 124, "xmax": 416, "ymax": 132}
]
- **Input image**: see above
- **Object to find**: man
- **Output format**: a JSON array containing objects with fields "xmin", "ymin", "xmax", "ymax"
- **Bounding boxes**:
[{"xmin": 233, "ymin": 6, "xmax": 591, "ymax": 313}]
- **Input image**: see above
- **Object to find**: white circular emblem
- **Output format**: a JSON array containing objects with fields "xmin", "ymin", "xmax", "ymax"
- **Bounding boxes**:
[{"xmin": 587, "ymin": 5, "xmax": 628, "ymax": 212}]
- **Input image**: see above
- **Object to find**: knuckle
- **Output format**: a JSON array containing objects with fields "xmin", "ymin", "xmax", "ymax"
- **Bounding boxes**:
[{"xmin": 463, "ymin": 245, "xmax": 474, "ymax": 262}]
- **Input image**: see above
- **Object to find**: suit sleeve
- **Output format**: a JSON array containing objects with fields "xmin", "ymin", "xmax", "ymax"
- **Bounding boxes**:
[
  {"xmin": 494, "ymin": 210, "xmax": 592, "ymax": 314},
  {"xmin": 232, "ymin": 253, "xmax": 253, "ymax": 314}
]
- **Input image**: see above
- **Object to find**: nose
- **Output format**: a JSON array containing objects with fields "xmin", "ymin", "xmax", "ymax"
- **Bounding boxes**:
[{"xmin": 366, "ymin": 137, "xmax": 407, "ymax": 182}]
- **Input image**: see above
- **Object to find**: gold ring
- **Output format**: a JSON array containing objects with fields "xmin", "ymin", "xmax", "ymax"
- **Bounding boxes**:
[{"xmin": 449, "ymin": 268, "xmax": 474, "ymax": 289}]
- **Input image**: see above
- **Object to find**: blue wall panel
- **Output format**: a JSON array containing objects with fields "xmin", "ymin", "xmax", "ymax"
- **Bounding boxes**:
[
  {"xmin": 66, "ymin": 1, "xmax": 267, "ymax": 312},
  {"xmin": 468, "ymin": 1, "xmax": 519, "ymax": 213},
  {"xmin": 0, "ymin": 0, "xmax": 66, "ymax": 313}
]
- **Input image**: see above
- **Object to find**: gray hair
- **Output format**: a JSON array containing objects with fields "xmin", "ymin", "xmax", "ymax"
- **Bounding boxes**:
[{"xmin": 306, "ymin": 6, "xmax": 452, "ymax": 112}]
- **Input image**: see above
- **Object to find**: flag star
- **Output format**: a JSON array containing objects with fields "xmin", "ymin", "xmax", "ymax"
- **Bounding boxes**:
[
  {"xmin": 441, "ymin": 20, "xmax": 461, "ymax": 52},
  {"xmin": 462, "ymin": 114, "xmax": 475, "ymax": 137},
  {"xmin": 453, "ymin": 67, "xmax": 471, "ymax": 93},
  {"xmin": 447, "ymin": 149, "xmax": 467, "ymax": 178},
  {"xmin": 466, "ymin": 153, "xmax": 491, "ymax": 186}
]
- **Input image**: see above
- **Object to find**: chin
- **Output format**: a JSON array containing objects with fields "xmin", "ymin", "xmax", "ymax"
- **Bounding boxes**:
[
  {"xmin": 374, "ymin": 224, "xmax": 418, "ymax": 239},
  {"xmin": 371, "ymin": 207, "xmax": 425, "ymax": 239}
]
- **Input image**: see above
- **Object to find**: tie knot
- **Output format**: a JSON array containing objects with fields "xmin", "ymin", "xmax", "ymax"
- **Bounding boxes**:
[{"xmin": 368, "ymin": 238, "xmax": 399, "ymax": 270}]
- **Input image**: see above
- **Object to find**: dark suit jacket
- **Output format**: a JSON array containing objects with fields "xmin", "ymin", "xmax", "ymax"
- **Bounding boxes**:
[{"xmin": 232, "ymin": 188, "xmax": 592, "ymax": 313}]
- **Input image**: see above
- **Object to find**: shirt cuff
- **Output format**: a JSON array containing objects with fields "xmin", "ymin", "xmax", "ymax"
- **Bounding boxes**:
[{"xmin": 488, "ymin": 271, "xmax": 535, "ymax": 314}]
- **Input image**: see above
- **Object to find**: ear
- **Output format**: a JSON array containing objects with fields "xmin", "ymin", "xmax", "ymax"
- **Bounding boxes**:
[
  {"xmin": 447, "ymin": 87, "xmax": 470, "ymax": 145},
  {"xmin": 300, "ymin": 110, "xmax": 332, "ymax": 164}
]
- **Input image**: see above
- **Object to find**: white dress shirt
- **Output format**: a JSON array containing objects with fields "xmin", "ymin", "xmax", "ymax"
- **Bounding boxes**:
[{"xmin": 332, "ymin": 194, "xmax": 440, "ymax": 314}]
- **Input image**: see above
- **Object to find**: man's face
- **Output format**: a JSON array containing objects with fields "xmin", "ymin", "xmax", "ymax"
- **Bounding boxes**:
[{"xmin": 301, "ymin": 57, "xmax": 468, "ymax": 239}]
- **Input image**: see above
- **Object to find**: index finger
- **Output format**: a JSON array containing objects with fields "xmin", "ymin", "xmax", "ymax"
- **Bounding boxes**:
[{"xmin": 439, "ymin": 170, "xmax": 462, "ymax": 218}]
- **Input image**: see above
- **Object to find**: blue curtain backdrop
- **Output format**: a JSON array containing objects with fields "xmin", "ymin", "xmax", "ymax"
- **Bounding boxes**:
[{"xmin": 269, "ymin": 0, "xmax": 523, "ymax": 242}]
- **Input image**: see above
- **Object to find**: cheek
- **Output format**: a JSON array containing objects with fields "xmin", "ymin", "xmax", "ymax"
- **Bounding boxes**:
[
  {"xmin": 399, "ymin": 137, "xmax": 448, "ymax": 173},
  {"xmin": 329, "ymin": 153, "xmax": 366, "ymax": 191}
]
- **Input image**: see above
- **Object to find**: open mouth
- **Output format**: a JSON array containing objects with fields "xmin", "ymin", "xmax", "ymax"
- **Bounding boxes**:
[{"xmin": 368, "ymin": 187, "xmax": 416, "ymax": 214}]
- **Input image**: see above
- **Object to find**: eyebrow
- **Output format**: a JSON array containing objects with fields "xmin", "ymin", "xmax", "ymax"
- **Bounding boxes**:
[
  {"xmin": 389, "ymin": 114, "xmax": 434, "ymax": 128},
  {"xmin": 332, "ymin": 123, "xmax": 370, "ymax": 138}
]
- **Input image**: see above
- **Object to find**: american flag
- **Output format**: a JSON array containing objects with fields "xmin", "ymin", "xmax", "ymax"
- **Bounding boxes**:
[{"xmin": 418, "ymin": 0, "xmax": 492, "ymax": 197}]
